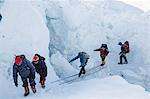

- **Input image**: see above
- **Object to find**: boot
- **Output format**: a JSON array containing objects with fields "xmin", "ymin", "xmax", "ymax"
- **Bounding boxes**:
[
  {"xmin": 31, "ymin": 85, "xmax": 36, "ymax": 93},
  {"xmin": 100, "ymin": 64, "xmax": 104, "ymax": 66},
  {"xmin": 40, "ymin": 80, "xmax": 45, "ymax": 88},
  {"xmin": 124, "ymin": 61, "xmax": 128, "ymax": 64},
  {"xmin": 101, "ymin": 61, "xmax": 105, "ymax": 66},
  {"xmin": 118, "ymin": 62, "xmax": 122, "ymax": 64},
  {"xmin": 78, "ymin": 72, "xmax": 82, "ymax": 77},
  {"xmin": 24, "ymin": 86, "xmax": 29, "ymax": 96}
]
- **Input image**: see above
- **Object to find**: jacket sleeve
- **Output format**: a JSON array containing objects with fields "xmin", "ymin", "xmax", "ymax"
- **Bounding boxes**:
[
  {"xmin": 41, "ymin": 60, "xmax": 47, "ymax": 77},
  {"xmin": 13, "ymin": 64, "xmax": 18, "ymax": 84},
  {"xmin": 45, "ymin": 66, "xmax": 47, "ymax": 77},
  {"xmin": 121, "ymin": 45, "xmax": 126, "ymax": 53},
  {"xmin": 26, "ymin": 60, "xmax": 35, "ymax": 76},
  {"xmin": 69, "ymin": 55, "xmax": 79, "ymax": 63},
  {"xmin": 94, "ymin": 48, "xmax": 100, "ymax": 51}
]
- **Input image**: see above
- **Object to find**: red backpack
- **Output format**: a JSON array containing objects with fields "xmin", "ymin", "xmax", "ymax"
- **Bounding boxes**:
[{"xmin": 123, "ymin": 41, "xmax": 130, "ymax": 53}]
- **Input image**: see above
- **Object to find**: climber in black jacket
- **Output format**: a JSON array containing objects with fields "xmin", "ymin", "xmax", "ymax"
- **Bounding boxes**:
[{"xmin": 32, "ymin": 54, "xmax": 47, "ymax": 88}]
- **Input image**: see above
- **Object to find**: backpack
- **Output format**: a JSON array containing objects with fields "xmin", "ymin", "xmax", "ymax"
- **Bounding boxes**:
[
  {"xmin": 101, "ymin": 44, "xmax": 109, "ymax": 56},
  {"xmin": 79, "ymin": 52, "xmax": 90, "ymax": 59},
  {"xmin": 15, "ymin": 56, "xmax": 31, "ymax": 78},
  {"xmin": 123, "ymin": 41, "xmax": 130, "ymax": 53},
  {"xmin": 85, "ymin": 53, "xmax": 90, "ymax": 59}
]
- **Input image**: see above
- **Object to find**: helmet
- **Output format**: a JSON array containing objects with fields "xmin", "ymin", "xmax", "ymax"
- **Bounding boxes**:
[
  {"xmin": 118, "ymin": 42, "xmax": 122, "ymax": 45},
  {"xmin": 20, "ymin": 54, "xmax": 25, "ymax": 59},
  {"xmin": 15, "ymin": 57, "xmax": 23, "ymax": 65},
  {"xmin": 124, "ymin": 41, "xmax": 129, "ymax": 45},
  {"xmin": 33, "ymin": 55, "xmax": 40, "ymax": 62}
]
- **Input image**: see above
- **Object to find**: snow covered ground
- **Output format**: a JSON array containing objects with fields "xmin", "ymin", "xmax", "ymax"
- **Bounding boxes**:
[
  {"xmin": 1, "ymin": 75, "xmax": 150, "ymax": 99},
  {"xmin": 0, "ymin": 0, "xmax": 150, "ymax": 99}
]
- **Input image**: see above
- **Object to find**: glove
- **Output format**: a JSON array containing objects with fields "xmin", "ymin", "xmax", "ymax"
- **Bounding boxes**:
[
  {"xmin": 15, "ymin": 82, "xmax": 18, "ymax": 87},
  {"xmin": 119, "ymin": 52, "xmax": 122, "ymax": 55}
]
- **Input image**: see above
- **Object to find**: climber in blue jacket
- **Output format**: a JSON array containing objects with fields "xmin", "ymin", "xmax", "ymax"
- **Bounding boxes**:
[{"xmin": 69, "ymin": 52, "xmax": 90, "ymax": 77}]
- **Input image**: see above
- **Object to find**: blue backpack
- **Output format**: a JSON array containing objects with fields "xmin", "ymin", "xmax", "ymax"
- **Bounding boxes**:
[{"xmin": 15, "ymin": 56, "xmax": 31, "ymax": 78}]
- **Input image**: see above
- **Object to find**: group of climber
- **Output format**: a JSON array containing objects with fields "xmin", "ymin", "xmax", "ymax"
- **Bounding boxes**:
[
  {"xmin": 13, "ymin": 54, "xmax": 47, "ymax": 96},
  {"xmin": 69, "ymin": 41, "xmax": 130, "ymax": 77},
  {"xmin": 13, "ymin": 41, "xmax": 129, "ymax": 96}
]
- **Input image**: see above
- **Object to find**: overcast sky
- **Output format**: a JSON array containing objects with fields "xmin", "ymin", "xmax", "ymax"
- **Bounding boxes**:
[{"xmin": 119, "ymin": 0, "xmax": 150, "ymax": 11}]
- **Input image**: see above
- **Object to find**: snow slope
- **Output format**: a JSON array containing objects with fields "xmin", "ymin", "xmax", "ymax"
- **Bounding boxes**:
[{"xmin": 2, "ymin": 75, "xmax": 150, "ymax": 99}]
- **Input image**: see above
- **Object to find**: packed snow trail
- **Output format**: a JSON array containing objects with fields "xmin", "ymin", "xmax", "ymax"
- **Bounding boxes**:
[
  {"xmin": 51, "ymin": 65, "xmax": 101, "ymax": 84},
  {"xmin": 59, "ymin": 66, "xmax": 107, "ymax": 85}
]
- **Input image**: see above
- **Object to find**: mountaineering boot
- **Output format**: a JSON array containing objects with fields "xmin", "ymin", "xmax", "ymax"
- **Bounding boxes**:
[
  {"xmin": 40, "ymin": 80, "xmax": 45, "ymax": 88},
  {"xmin": 31, "ymin": 85, "xmax": 36, "ymax": 93},
  {"xmin": 100, "ymin": 64, "xmax": 104, "ymax": 66},
  {"xmin": 124, "ymin": 61, "xmax": 128, "ymax": 64},
  {"xmin": 78, "ymin": 72, "xmax": 82, "ymax": 77},
  {"xmin": 24, "ymin": 86, "xmax": 29, "ymax": 96},
  {"xmin": 118, "ymin": 62, "xmax": 122, "ymax": 64},
  {"xmin": 41, "ymin": 84, "xmax": 45, "ymax": 88},
  {"xmin": 101, "ymin": 60, "xmax": 105, "ymax": 66}
]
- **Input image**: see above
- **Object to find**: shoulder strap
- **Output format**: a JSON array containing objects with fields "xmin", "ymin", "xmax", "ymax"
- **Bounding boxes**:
[{"xmin": 24, "ymin": 59, "xmax": 30, "ymax": 69}]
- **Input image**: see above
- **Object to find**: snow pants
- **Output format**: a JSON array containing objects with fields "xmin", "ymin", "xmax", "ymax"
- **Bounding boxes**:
[
  {"xmin": 119, "ymin": 53, "xmax": 128, "ymax": 64},
  {"xmin": 79, "ymin": 66, "xmax": 86, "ymax": 77},
  {"xmin": 21, "ymin": 76, "xmax": 36, "ymax": 87}
]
